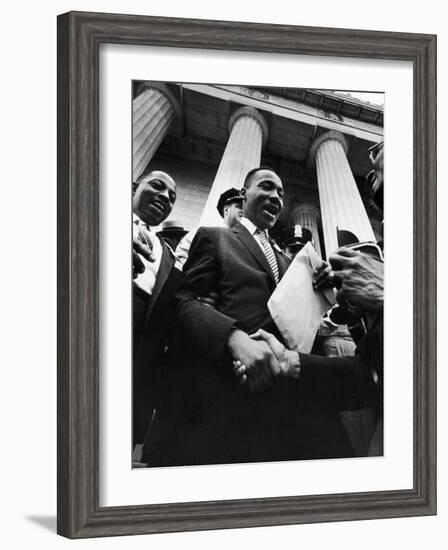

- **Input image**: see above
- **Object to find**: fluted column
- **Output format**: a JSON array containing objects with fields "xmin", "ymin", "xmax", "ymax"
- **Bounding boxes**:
[
  {"xmin": 289, "ymin": 204, "xmax": 322, "ymax": 257},
  {"xmin": 132, "ymin": 83, "xmax": 180, "ymax": 181},
  {"xmin": 199, "ymin": 106, "xmax": 268, "ymax": 227},
  {"xmin": 309, "ymin": 131, "xmax": 375, "ymax": 256}
]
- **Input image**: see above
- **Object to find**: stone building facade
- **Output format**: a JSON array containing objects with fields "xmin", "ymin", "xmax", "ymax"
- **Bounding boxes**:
[{"xmin": 133, "ymin": 82, "xmax": 383, "ymax": 259}]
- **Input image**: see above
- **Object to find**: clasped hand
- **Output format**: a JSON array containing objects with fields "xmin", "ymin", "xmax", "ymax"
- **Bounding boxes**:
[{"xmin": 229, "ymin": 329, "xmax": 300, "ymax": 392}]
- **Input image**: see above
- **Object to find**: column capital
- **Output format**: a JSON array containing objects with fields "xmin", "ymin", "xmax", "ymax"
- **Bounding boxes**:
[
  {"xmin": 308, "ymin": 130, "xmax": 348, "ymax": 168},
  {"xmin": 135, "ymin": 82, "xmax": 182, "ymax": 121},
  {"xmin": 289, "ymin": 203, "xmax": 320, "ymax": 224},
  {"xmin": 228, "ymin": 106, "xmax": 269, "ymax": 148}
]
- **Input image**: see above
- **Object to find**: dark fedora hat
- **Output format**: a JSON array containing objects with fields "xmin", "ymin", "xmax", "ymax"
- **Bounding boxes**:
[{"xmin": 157, "ymin": 220, "xmax": 188, "ymax": 248}]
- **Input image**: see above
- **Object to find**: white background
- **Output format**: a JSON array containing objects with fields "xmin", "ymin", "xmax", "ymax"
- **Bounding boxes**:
[{"xmin": 0, "ymin": 1, "xmax": 444, "ymax": 548}]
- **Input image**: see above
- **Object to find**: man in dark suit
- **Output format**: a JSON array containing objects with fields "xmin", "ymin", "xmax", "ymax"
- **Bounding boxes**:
[
  {"xmin": 175, "ymin": 187, "xmax": 244, "ymax": 269},
  {"xmin": 237, "ymin": 143, "xmax": 384, "ymax": 455},
  {"xmin": 154, "ymin": 167, "xmax": 355, "ymax": 467},
  {"xmin": 132, "ymin": 170, "xmax": 181, "ymax": 465}
]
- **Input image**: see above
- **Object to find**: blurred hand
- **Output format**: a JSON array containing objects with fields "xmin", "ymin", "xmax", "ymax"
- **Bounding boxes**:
[
  {"xmin": 227, "ymin": 329, "xmax": 280, "ymax": 392},
  {"xmin": 313, "ymin": 260, "xmax": 341, "ymax": 290},
  {"xmin": 329, "ymin": 248, "xmax": 383, "ymax": 313},
  {"xmin": 133, "ymin": 237, "xmax": 155, "ymax": 279}
]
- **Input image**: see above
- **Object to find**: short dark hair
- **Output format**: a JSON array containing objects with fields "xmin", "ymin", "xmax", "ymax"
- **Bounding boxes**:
[
  {"xmin": 243, "ymin": 166, "xmax": 277, "ymax": 189},
  {"xmin": 133, "ymin": 171, "xmax": 152, "ymax": 194}
]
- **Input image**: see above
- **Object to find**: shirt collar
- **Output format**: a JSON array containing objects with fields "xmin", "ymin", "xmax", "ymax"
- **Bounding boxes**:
[{"xmin": 240, "ymin": 216, "xmax": 265, "ymax": 236}]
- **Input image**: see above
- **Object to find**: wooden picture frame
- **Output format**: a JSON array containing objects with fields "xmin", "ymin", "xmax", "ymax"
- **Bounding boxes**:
[{"xmin": 57, "ymin": 10, "xmax": 437, "ymax": 538}]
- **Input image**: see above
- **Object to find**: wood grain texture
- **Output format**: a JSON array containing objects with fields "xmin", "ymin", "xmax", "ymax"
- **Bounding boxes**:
[{"xmin": 57, "ymin": 10, "xmax": 437, "ymax": 538}]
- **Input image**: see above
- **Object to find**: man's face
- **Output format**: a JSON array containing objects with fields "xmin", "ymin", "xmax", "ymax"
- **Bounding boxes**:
[
  {"xmin": 223, "ymin": 200, "xmax": 243, "ymax": 228},
  {"xmin": 243, "ymin": 169, "xmax": 284, "ymax": 230},
  {"xmin": 133, "ymin": 171, "xmax": 177, "ymax": 226}
]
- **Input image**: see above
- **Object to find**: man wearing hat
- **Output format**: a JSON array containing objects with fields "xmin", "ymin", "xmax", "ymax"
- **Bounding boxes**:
[
  {"xmin": 280, "ymin": 224, "xmax": 313, "ymax": 259},
  {"xmin": 175, "ymin": 187, "xmax": 244, "ymax": 268},
  {"xmin": 157, "ymin": 219, "xmax": 188, "ymax": 250},
  {"xmin": 216, "ymin": 187, "xmax": 244, "ymax": 228}
]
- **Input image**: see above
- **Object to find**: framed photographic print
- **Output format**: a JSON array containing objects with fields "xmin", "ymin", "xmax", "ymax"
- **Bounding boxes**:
[{"xmin": 57, "ymin": 11, "xmax": 437, "ymax": 538}]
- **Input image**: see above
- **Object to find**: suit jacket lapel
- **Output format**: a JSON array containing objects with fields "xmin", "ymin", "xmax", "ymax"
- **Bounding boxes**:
[
  {"xmin": 272, "ymin": 241, "xmax": 290, "ymax": 279},
  {"xmin": 232, "ymin": 223, "xmax": 277, "ymax": 284},
  {"xmin": 145, "ymin": 238, "xmax": 174, "ymax": 323}
]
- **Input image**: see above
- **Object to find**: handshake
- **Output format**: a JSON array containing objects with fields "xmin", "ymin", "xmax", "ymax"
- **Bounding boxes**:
[{"xmin": 228, "ymin": 328, "xmax": 301, "ymax": 392}]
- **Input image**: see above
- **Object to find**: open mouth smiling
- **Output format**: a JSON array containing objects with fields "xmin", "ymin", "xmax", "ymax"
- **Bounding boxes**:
[
  {"xmin": 262, "ymin": 203, "xmax": 280, "ymax": 217},
  {"xmin": 149, "ymin": 199, "xmax": 166, "ymax": 215}
]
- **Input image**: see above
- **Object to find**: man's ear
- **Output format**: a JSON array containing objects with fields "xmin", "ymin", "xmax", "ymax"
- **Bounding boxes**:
[
  {"xmin": 132, "ymin": 181, "xmax": 138, "ymax": 196},
  {"xmin": 239, "ymin": 188, "xmax": 246, "ymax": 199}
]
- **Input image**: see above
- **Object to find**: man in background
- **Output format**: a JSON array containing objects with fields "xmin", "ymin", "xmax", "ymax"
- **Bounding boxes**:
[
  {"xmin": 175, "ymin": 187, "xmax": 244, "ymax": 268},
  {"xmin": 280, "ymin": 224, "xmax": 313, "ymax": 259}
]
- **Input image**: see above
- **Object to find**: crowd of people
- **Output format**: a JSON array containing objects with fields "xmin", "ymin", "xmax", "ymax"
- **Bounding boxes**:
[{"xmin": 132, "ymin": 141, "xmax": 384, "ymax": 467}]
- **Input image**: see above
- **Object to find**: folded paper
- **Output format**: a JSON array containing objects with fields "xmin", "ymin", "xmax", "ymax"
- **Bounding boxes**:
[{"xmin": 268, "ymin": 242, "xmax": 336, "ymax": 353}]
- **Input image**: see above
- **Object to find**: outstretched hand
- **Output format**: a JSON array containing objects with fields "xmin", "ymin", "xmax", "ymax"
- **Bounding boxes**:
[
  {"xmin": 233, "ymin": 329, "xmax": 301, "ymax": 387},
  {"xmin": 328, "ymin": 247, "xmax": 383, "ymax": 313},
  {"xmin": 313, "ymin": 260, "xmax": 340, "ymax": 290},
  {"xmin": 227, "ymin": 329, "xmax": 280, "ymax": 392}
]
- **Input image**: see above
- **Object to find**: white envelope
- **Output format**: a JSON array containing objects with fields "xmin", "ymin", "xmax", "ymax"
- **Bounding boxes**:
[{"xmin": 268, "ymin": 242, "xmax": 336, "ymax": 353}]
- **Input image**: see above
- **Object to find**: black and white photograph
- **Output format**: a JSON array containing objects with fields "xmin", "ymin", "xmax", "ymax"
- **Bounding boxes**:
[
  {"xmin": 132, "ymin": 81, "xmax": 385, "ymax": 468},
  {"xmin": 1, "ymin": 0, "xmax": 441, "ymax": 544}
]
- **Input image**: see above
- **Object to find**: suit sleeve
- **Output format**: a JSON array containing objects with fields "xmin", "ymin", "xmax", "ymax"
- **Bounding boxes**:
[
  {"xmin": 176, "ymin": 228, "xmax": 237, "ymax": 363},
  {"xmin": 297, "ymin": 352, "xmax": 378, "ymax": 410}
]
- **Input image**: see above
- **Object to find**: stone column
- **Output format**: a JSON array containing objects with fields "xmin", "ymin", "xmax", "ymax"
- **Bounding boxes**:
[
  {"xmin": 133, "ymin": 83, "xmax": 180, "ymax": 181},
  {"xmin": 289, "ymin": 204, "xmax": 322, "ymax": 257},
  {"xmin": 198, "ymin": 106, "xmax": 268, "ymax": 227},
  {"xmin": 309, "ymin": 130, "xmax": 375, "ymax": 256}
]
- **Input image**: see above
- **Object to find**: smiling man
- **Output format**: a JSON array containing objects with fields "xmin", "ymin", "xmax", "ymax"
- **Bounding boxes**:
[
  {"xmin": 133, "ymin": 169, "xmax": 177, "ymax": 230},
  {"xmin": 150, "ymin": 167, "xmax": 353, "ymax": 467},
  {"xmin": 132, "ymin": 169, "xmax": 177, "ymax": 284},
  {"xmin": 132, "ymin": 170, "xmax": 181, "ymax": 466},
  {"xmin": 236, "ymin": 142, "xmax": 385, "ymax": 457}
]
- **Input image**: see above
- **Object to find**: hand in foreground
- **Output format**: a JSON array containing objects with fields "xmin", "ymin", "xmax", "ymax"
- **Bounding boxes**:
[
  {"xmin": 133, "ymin": 237, "xmax": 155, "ymax": 279},
  {"xmin": 227, "ymin": 329, "xmax": 280, "ymax": 392},
  {"xmin": 249, "ymin": 329, "xmax": 301, "ymax": 380},
  {"xmin": 328, "ymin": 248, "xmax": 383, "ymax": 313},
  {"xmin": 313, "ymin": 260, "xmax": 340, "ymax": 290}
]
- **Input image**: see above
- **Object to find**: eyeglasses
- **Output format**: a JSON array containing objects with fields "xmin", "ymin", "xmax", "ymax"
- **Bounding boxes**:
[{"xmin": 368, "ymin": 140, "xmax": 384, "ymax": 163}]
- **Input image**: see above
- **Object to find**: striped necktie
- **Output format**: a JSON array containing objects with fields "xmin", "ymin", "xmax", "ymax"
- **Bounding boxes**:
[{"xmin": 256, "ymin": 229, "xmax": 279, "ymax": 283}]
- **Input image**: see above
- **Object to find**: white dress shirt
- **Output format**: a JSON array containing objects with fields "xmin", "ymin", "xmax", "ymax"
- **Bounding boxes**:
[
  {"xmin": 133, "ymin": 213, "xmax": 163, "ymax": 295},
  {"xmin": 239, "ymin": 216, "xmax": 272, "ymax": 253},
  {"xmin": 175, "ymin": 228, "xmax": 198, "ymax": 271},
  {"xmin": 240, "ymin": 216, "xmax": 280, "ymax": 282}
]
